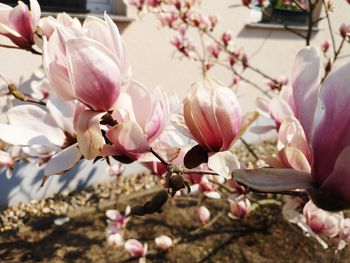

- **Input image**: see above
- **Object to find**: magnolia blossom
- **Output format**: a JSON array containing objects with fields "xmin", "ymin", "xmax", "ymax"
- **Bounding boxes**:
[
  {"xmin": 229, "ymin": 197, "xmax": 251, "ymax": 219},
  {"xmin": 106, "ymin": 206, "xmax": 131, "ymax": 236},
  {"xmin": 197, "ymin": 205, "xmax": 210, "ymax": 224},
  {"xmin": 253, "ymin": 82, "xmax": 295, "ymax": 133},
  {"xmin": 103, "ymin": 81, "xmax": 169, "ymax": 160},
  {"xmin": 155, "ymin": 235, "xmax": 173, "ymax": 250},
  {"xmin": 124, "ymin": 239, "xmax": 147, "ymax": 257},
  {"xmin": 38, "ymin": 12, "xmax": 81, "ymax": 39},
  {"xmin": 303, "ymin": 201, "xmax": 342, "ymax": 238},
  {"xmin": 183, "ymin": 80, "xmax": 242, "ymax": 152},
  {"xmin": 0, "ymin": 0, "xmax": 40, "ymax": 48},
  {"xmin": 234, "ymin": 46, "xmax": 350, "ymax": 211},
  {"xmin": 42, "ymin": 13, "xmax": 127, "ymax": 111},
  {"xmin": 0, "ymin": 93, "xmax": 82, "ymax": 176}
]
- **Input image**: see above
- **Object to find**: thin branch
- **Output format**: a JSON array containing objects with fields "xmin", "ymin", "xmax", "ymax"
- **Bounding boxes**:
[
  {"xmin": 321, "ymin": 38, "xmax": 346, "ymax": 82},
  {"xmin": 208, "ymin": 179, "xmax": 235, "ymax": 194},
  {"xmin": 239, "ymin": 138, "xmax": 259, "ymax": 161},
  {"xmin": 150, "ymin": 147, "xmax": 170, "ymax": 166},
  {"xmin": 0, "ymin": 44, "xmax": 21, "ymax": 50},
  {"xmin": 322, "ymin": 0, "xmax": 336, "ymax": 56}
]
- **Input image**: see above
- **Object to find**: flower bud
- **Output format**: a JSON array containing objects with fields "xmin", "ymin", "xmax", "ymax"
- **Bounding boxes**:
[
  {"xmin": 184, "ymin": 80, "xmax": 242, "ymax": 152},
  {"xmin": 321, "ymin": 40, "xmax": 330, "ymax": 53},
  {"xmin": 155, "ymin": 235, "xmax": 173, "ymax": 250},
  {"xmin": 124, "ymin": 239, "xmax": 147, "ymax": 257},
  {"xmin": 197, "ymin": 205, "xmax": 210, "ymax": 224},
  {"xmin": 339, "ymin": 23, "xmax": 349, "ymax": 38},
  {"xmin": 229, "ymin": 198, "xmax": 251, "ymax": 219}
]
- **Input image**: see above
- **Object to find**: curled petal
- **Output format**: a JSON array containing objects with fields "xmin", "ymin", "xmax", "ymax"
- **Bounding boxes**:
[{"xmin": 77, "ymin": 110, "xmax": 105, "ymax": 160}]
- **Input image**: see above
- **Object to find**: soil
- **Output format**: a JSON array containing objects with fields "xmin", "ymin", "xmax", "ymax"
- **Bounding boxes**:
[{"xmin": 0, "ymin": 191, "xmax": 349, "ymax": 263}]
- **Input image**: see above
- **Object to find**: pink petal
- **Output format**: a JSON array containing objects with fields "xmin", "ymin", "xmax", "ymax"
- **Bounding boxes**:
[
  {"xmin": 76, "ymin": 110, "xmax": 105, "ymax": 160},
  {"xmin": 66, "ymin": 37, "xmax": 121, "ymax": 111},
  {"xmin": 311, "ymin": 60, "xmax": 350, "ymax": 185},
  {"xmin": 277, "ymin": 117, "xmax": 312, "ymax": 163},
  {"xmin": 233, "ymin": 168, "xmax": 314, "ymax": 192},
  {"xmin": 83, "ymin": 16, "xmax": 115, "ymax": 52},
  {"xmin": 107, "ymin": 121, "xmax": 150, "ymax": 159},
  {"xmin": 30, "ymin": 0, "xmax": 41, "ymax": 28},
  {"xmin": 278, "ymin": 147, "xmax": 311, "ymax": 173},
  {"xmin": 292, "ymin": 46, "xmax": 321, "ymax": 139},
  {"xmin": 213, "ymin": 85, "xmax": 242, "ymax": 150},
  {"xmin": 104, "ymin": 12, "xmax": 127, "ymax": 72},
  {"xmin": 124, "ymin": 239, "xmax": 146, "ymax": 257},
  {"xmin": 269, "ymin": 97, "xmax": 295, "ymax": 126},
  {"xmin": 320, "ymin": 147, "xmax": 350, "ymax": 204},
  {"xmin": 42, "ymin": 32, "xmax": 75, "ymax": 100},
  {"xmin": 0, "ymin": 23, "xmax": 28, "ymax": 47},
  {"xmin": 9, "ymin": 1, "xmax": 33, "ymax": 41},
  {"xmin": 126, "ymin": 80, "xmax": 152, "ymax": 129}
]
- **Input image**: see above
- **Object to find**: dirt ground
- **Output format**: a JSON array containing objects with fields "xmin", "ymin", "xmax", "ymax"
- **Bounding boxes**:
[{"xmin": 0, "ymin": 190, "xmax": 348, "ymax": 263}]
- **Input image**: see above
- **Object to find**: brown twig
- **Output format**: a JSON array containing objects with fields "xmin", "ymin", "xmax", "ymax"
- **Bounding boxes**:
[{"xmin": 322, "ymin": 0, "xmax": 336, "ymax": 56}]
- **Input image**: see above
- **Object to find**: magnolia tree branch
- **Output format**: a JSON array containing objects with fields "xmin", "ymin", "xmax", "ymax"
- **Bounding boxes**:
[{"xmin": 322, "ymin": 0, "xmax": 336, "ymax": 57}]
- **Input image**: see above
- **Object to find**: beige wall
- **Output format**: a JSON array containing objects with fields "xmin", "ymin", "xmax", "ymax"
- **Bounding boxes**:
[{"xmin": 121, "ymin": 0, "xmax": 350, "ymax": 112}]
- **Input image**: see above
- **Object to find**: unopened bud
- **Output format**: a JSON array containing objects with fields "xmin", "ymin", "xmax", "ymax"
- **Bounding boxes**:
[
  {"xmin": 150, "ymin": 190, "xmax": 169, "ymax": 210},
  {"xmin": 170, "ymin": 174, "xmax": 185, "ymax": 190},
  {"xmin": 131, "ymin": 205, "xmax": 146, "ymax": 216},
  {"xmin": 340, "ymin": 23, "xmax": 349, "ymax": 38}
]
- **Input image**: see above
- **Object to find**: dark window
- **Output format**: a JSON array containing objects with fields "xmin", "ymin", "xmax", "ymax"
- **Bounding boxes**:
[{"xmin": 2, "ymin": 0, "xmax": 89, "ymax": 13}]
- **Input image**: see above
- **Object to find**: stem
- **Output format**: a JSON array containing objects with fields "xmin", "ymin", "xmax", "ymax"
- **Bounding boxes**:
[
  {"xmin": 240, "ymin": 138, "xmax": 259, "ymax": 161},
  {"xmin": 305, "ymin": 0, "xmax": 314, "ymax": 46},
  {"xmin": 322, "ymin": 0, "xmax": 336, "ymax": 56},
  {"xmin": 150, "ymin": 147, "xmax": 170, "ymax": 166},
  {"xmin": 321, "ymin": 38, "xmax": 346, "ymax": 82},
  {"xmin": 208, "ymin": 179, "xmax": 235, "ymax": 194},
  {"xmin": 203, "ymin": 30, "xmax": 278, "ymax": 83}
]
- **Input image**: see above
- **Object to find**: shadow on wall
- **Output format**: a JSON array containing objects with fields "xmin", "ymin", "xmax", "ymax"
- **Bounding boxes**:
[
  {"xmin": 0, "ymin": 160, "xmax": 95, "ymax": 209},
  {"xmin": 0, "ymin": 159, "xmax": 146, "ymax": 209}
]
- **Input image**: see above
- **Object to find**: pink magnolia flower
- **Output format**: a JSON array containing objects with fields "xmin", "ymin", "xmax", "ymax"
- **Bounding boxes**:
[
  {"xmin": 207, "ymin": 43, "xmax": 222, "ymax": 59},
  {"xmin": 229, "ymin": 197, "xmax": 251, "ymax": 219},
  {"xmin": 155, "ymin": 235, "xmax": 173, "ymax": 250},
  {"xmin": 0, "ymin": 93, "xmax": 84, "ymax": 176},
  {"xmin": 0, "ymin": 0, "xmax": 40, "ymax": 48},
  {"xmin": 103, "ymin": 81, "xmax": 169, "ymax": 160},
  {"xmin": 106, "ymin": 206, "xmax": 131, "ymax": 235},
  {"xmin": 197, "ymin": 205, "xmax": 210, "ymax": 224},
  {"xmin": 303, "ymin": 201, "xmax": 343, "ymax": 238},
  {"xmin": 38, "ymin": 12, "xmax": 81, "ymax": 39},
  {"xmin": 124, "ymin": 239, "xmax": 147, "ymax": 257},
  {"xmin": 234, "ymin": 46, "xmax": 350, "ymax": 211},
  {"xmin": 183, "ymin": 80, "xmax": 242, "ymax": 152},
  {"xmin": 43, "ymin": 13, "xmax": 127, "ymax": 111}
]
